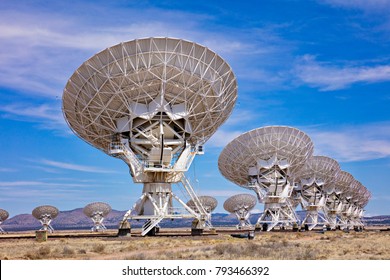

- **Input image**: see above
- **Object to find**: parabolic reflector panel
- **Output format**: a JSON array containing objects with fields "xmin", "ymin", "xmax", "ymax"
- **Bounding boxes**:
[
  {"xmin": 218, "ymin": 126, "xmax": 314, "ymax": 187},
  {"xmin": 32, "ymin": 205, "xmax": 59, "ymax": 219},
  {"xmin": 334, "ymin": 171, "xmax": 354, "ymax": 194},
  {"xmin": 63, "ymin": 37, "xmax": 237, "ymax": 153},
  {"xmin": 0, "ymin": 209, "xmax": 9, "ymax": 221},
  {"xmin": 187, "ymin": 196, "xmax": 218, "ymax": 212},
  {"xmin": 83, "ymin": 202, "xmax": 112, "ymax": 217},
  {"xmin": 295, "ymin": 155, "xmax": 340, "ymax": 194},
  {"xmin": 223, "ymin": 194, "xmax": 257, "ymax": 213}
]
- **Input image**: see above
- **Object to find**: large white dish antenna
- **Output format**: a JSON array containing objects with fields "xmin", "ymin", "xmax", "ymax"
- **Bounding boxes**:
[
  {"xmin": 219, "ymin": 126, "xmax": 314, "ymax": 187},
  {"xmin": 219, "ymin": 126, "xmax": 314, "ymax": 231},
  {"xmin": 187, "ymin": 196, "xmax": 218, "ymax": 213},
  {"xmin": 63, "ymin": 37, "xmax": 237, "ymax": 157},
  {"xmin": 223, "ymin": 194, "xmax": 257, "ymax": 229},
  {"xmin": 63, "ymin": 37, "xmax": 237, "ymax": 236},
  {"xmin": 32, "ymin": 205, "xmax": 59, "ymax": 233},
  {"xmin": 83, "ymin": 202, "xmax": 112, "ymax": 232},
  {"xmin": 295, "ymin": 155, "xmax": 340, "ymax": 230},
  {"xmin": 326, "ymin": 170, "xmax": 354, "ymax": 229}
]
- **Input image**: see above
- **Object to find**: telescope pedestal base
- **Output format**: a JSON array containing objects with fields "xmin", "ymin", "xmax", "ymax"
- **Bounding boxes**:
[
  {"xmin": 257, "ymin": 202, "xmax": 298, "ymax": 231},
  {"xmin": 302, "ymin": 209, "xmax": 328, "ymax": 231},
  {"xmin": 191, "ymin": 228, "xmax": 204, "ymax": 236},
  {"xmin": 118, "ymin": 221, "xmax": 131, "ymax": 237}
]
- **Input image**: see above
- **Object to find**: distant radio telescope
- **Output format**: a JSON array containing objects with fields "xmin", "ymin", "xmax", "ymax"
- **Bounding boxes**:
[
  {"xmin": 326, "ymin": 170, "xmax": 353, "ymax": 229},
  {"xmin": 223, "ymin": 194, "xmax": 257, "ymax": 229},
  {"xmin": 219, "ymin": 126, "xmax": 314, "ymax": 231},
  {"xmin": 350, "ymin": 181, "xmax": 370, "ymax": 229},
  {"xmin": 187, "ymin": 196, "xmax": 217, "ymax": 228},
  {"xmin": 338, "ymin": 178, "xmax": 370, "ymax": 230},
  {"xmin": 63, "ymin": 37, "xmax": 237, "ymax": 236},
  {"xmin": 83, "ymin": 202, "xmax": 112, "ymax": 232},
  {"xmin": 0, "ymin": 209, "xmax": 9, "ymax": 234},
  {"xmin": 186, "ymin": 196, "xmax": 218, "ymax": 214},
  {"xmin": 295, "ymin": 156, "xmax": 340, "ymax": 230},
  {"xmin": 32, "ymin": 205, "xmax": 59, "ymax": 233}
]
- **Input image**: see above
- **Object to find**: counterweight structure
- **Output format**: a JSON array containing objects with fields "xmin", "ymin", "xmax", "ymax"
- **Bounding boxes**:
[
  {"xmin": 32, "ymin": 205, "xmax": 59, "ymax": 233},
  {"xmin": 223, "ymin": 194, "xmax": 257, "ymax": 229},
  {"xmin": 63, "ymin": 37, "xmax": 237, "ymax": 236},
  {"xmin": 219, "ymin": 126, "xmax": 314, "ymax": 231},
  {"xmin": 0, "ymin": 209, "xmax": 9, "ymax": 234},
  {"xmin": 83, "ymin": 202, "xmax": 112, "ymax": 232},
  {"xmin": 295, "ymin": 156, "xmax": 340, "ymax": 230}
]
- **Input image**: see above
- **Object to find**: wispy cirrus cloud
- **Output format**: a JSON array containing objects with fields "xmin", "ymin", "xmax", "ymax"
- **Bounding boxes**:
[
  {"xmin": 306, "ymin": 122, "xmax": 390, "ymax": 161},
  {"xmin": 294, "ymin": 55, "xmax": 390, "ymax": 91},
  {"xmin": 207, "ymin": 129, "xmax": 244, "ymax": 149},
  {"xmin": 0, "ymin": 103, "xmax": 68, "ymax": 133},
  {"xmin": 320, "ymin": 0, "xmax": 390, "ymax": 13},
  {"xmin": 36, "ymin": 159, "xmax": 119, "ymax": 174},
  {"xmin": 0, "ymin": 181, "xmax": 93, "ymax": 188},
  {"xmin": 0, "ymin": 168, "xmax": 16, "ymax": 172},
  {"xmin": 200, "ymin": 190, "xmax": 248, "ymax": 198},
  {"xmin": 0, "ymin": 4, "xmax": 292, "ymax": 98}
]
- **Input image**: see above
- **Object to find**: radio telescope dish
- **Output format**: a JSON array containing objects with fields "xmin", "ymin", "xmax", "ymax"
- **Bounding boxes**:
[
  {"xmin": 295, "ymin": 156, "xmax": 340, "ymax": 230},
  {"xmin": 63, "ymin": 37, "xmax": 237, "ymax": 236},
  {"xmin": 187, "ymin": 196, "xmax": 218, "ymax": 213},
  {"xmin": 223, "ymin": 194, "xmax": 257, "ymax": 229},
  {"xmin": 0, "ymin": 209, "xmax": 9, "ymax": 234},
  {"xmin": 338, "ymin": 178, "xmax": 357, "ymax": 229},
  {"xmin": 32, "ymin": 205, "xmax": 59, "ymax": 233},
  {"xmin": 186, "ymin": 196, "xmax": 217, "ymax": 228},
  {"xmin": 83, "ymin": 202, "xmax": 112, "ymax": 232},
  {"xmin": 326, "ymin": 171, "xmax": 353, "ymax": 229},
  {"xmin": 350, "ymin": 181, "xmax": 369, "ymax": 229},
  {"xmin": 219, "ymin": 126, "xmax": 314, "ymax": 231}
]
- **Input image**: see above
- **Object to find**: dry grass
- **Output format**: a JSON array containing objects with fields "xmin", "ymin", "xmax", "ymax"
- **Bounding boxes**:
[{"xmin": 0, "ymin": 229, "xmax": 389, "ymax": 260}]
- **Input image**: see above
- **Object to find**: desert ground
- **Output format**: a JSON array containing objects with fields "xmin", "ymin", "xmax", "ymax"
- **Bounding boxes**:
[{"xmin": 0, "ymin": 227, "xmax": 389, "ymax": 260}]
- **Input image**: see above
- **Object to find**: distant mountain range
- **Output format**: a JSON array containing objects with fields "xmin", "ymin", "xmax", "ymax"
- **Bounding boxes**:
[{"xmin": 1, "ymin": 208, "xmax": 389, "ymax": 232}]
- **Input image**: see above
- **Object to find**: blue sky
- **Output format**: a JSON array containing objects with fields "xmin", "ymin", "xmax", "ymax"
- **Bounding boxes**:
[{"xmin": 1, "ymin": 0, "xmax": 390, "ymax": 217}]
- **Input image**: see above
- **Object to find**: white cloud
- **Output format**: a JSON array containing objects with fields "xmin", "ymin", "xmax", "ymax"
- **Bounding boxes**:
[
  {"xmin": 294, "ymin": 55, "xmax": 390, "ymax": 90},
  {"xmin": 37, "ymin": 159, "xmax": 118, "ymax": 174},
  {"xmin": 200, "ymin": 190, "xmax": 249, "ymax": 197},
  {"xmin": 0, "ymin": 4, "xmax": 294, "ymax": 99},
  {"xmin": 0, "ymin": 168, "xmax": 16, "ymax": 172},
  {"xmin": 0, "ymin": 181, "xmax": 93, "ymax": 188},
  {"xmin": 207, "ymin": 129, "xmax": 244, "ymax": 148},
  {"xmin": 321, "ymin": 0, "xmax": 390, "ymax": 12},
  {"xmin": 0, "ymin": 103, "xmax": 68, "ymax": 133},
  {"xmin": 306, "ymin": 122, "xmax": 390, "ymax": 161}
]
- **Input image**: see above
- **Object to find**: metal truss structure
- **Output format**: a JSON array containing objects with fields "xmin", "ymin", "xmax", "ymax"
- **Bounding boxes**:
[
  {"xmin": 63, "ymin": 37, "xmax": 237, "ymax": 236},
  {"xmin": 295, "ymin": 156, "xmax": 340, "ymax": 230},
  {"xmin": 223, "ymin": 194, "xmax": 257, "ymax": 229},
  {"xmin": 83, "ymin": 202, "xmax": 112, "ymax": 232},
  {"xmin": 0, "ymin": 209, "xmax": 9, "ymax": 234},
  {"xmin": 32, "ymin": 205, "xmax": 59, "ymax": 233},
  {"xmin": 219, "ymin": 126, "xmax": 314, "ymax": 231}
]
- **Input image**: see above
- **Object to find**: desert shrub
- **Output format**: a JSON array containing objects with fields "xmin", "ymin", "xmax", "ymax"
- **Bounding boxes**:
[
  {"xmin": 92, "ymin": 244, "xmax": 105, "ymax": 253},
  {"xmin": 38, "ymin": 246, "xmax": 51, "ymax": 257},
  {"xmin": 125, "ymin": 253, "xmax": 147, "ymax": 260},
  {"xmin": 62, "ymin": 246, "xmax": 75, "ymax": 255},
  {"xmin": 78, "ymin": 249, "xmax": 87, "ymax": 254}
]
